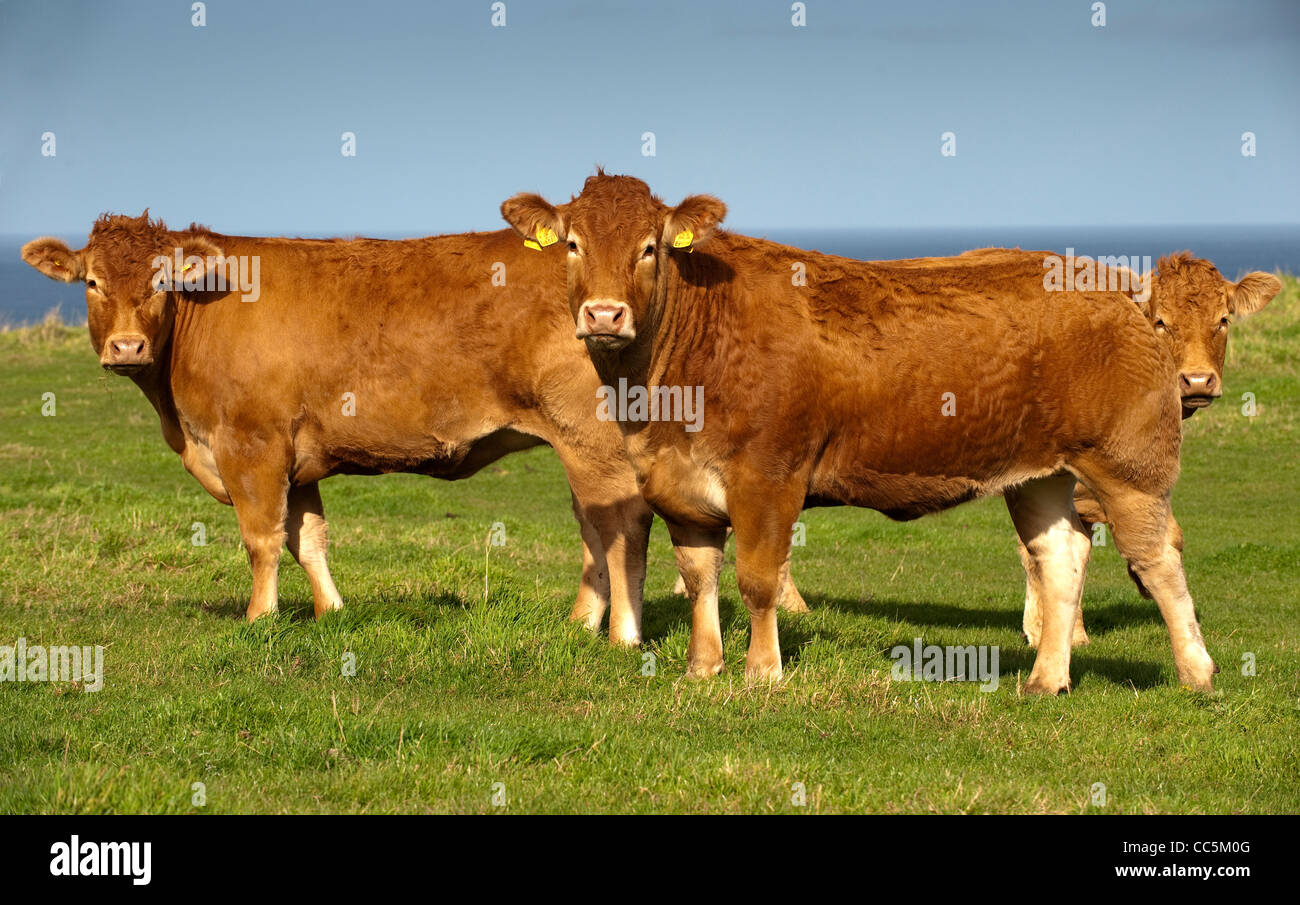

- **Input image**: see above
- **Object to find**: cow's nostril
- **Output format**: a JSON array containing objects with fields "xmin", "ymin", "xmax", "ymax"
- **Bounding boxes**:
[{"xmin": 610, "ymin": 308, "xmax": 624, "ymax": 326}]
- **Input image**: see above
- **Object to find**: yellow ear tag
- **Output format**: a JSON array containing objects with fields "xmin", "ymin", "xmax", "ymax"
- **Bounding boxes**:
[
  {"xmin": 535, "ymin": 226, "xmax": 558, "ymax": 247},
  {"xmin": 672, "ymin": 229, "xmax": 693, "ymax": 250},
  {"xmin": 182, "ymin": 263, "xmax": 193, "ymax": 273}
]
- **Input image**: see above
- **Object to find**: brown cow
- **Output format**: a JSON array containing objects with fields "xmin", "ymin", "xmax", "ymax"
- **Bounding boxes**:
[
  {"xmin": 22, "ymin": 213, "xmax": 660, "ymax": 640},
  {"xmin": 870, "ymin": 247, "xmax": 1280, "ymax": 646},
  {"xmin": 1018, "ymin": 250, "xmax": 1280, "ymax": 646},
  {"xmin": 502, "ymin": 173, "xmax": 1219, "ymax": 693}
]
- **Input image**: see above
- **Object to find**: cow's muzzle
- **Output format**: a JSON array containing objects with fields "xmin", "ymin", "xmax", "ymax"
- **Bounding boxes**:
[
  {"xmin": 576, "ymin": 300, "xmax": 635, "ymax": 350},
  {"xmin": 101, "ymin": 333, "xmax": 153, "ymax": 372},
  {"xmin": 1178, "ymin": 371, "xmax": 1220, "ymax": 409}
]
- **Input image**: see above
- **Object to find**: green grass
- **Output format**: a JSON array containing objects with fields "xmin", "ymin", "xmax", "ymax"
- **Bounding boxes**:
[{"xmin": 1, "ymin": 283, "xmax": 1298, "ymax": 814}]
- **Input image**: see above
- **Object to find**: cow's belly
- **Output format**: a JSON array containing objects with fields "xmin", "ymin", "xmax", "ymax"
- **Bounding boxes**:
[
  {"xmin": 809, "ymin": 467, "xmax": 988, "ymax": 520},
  {"xmin": 809, "ymin": 438, "xmax": 1062, "ymax": 521},
  {"xmin": 172, "ymin": 381, "xmax": 544, "ymax": 489},
  {"xmin": 299, "ymin": 427, "xmax": 543, "ymax": 483}
]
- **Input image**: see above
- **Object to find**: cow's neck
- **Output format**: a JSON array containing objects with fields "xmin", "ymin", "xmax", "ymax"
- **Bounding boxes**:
[
  {"xmin": 647, "ymin": 251, "xmax": 728, "ymax": 388},
  {"xmin": 587, "ymin": 340, "xmax": 653, "ymax": 394},
  {"xmin": 126, "ymin": 327, "xmax": 185, "ymax": 456}
]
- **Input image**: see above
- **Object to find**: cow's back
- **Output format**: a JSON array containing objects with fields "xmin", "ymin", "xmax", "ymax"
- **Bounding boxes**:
[
  {"xmin": 659, "ymin": 236, "xmax": 1180, "ymax": 518},
  {"xmin": 165, "ymin": 229, "xmax": 584, "ymax": 483}
]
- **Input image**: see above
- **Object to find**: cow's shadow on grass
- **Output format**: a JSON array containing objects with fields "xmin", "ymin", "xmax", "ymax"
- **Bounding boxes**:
[
  {"xmin": 191, "ymin": 590, "xmax": 468, "ymax": 627},
  {"xmin": 640, "ymin": 592, "xmax": 831, "ymax": 672},
  {"xmin": 872, "ymin": 631, "xmax": 1168, "ymax": 690},
  {"xmin": 641, "ymin": 590, "xmax": 1171, "ymax": 690},
  {"xmin": 821, "ymin": 593, "xmax": 1169, "ymax": 689},
  {"xmin": 639, "ymin": 592, "xmax": 734, "ymax": 645},
  {"xmin": 1067, "ymin": 653, "xmax": 1168, "ymax": 690},
  {"xmin": 1076, "ymin": 599, "xmax": 1166, "ymax": 636},
  {"xmin": 195, "ymin": 596, "xmax": 254, "ymax": 620},
  {"xmin": 817, "ymin": 594, "xmax": 1023, "ymax": 631},
  {"xmin": 815, "ymin": 593, "xmax": 1164, "ymax": 639}
]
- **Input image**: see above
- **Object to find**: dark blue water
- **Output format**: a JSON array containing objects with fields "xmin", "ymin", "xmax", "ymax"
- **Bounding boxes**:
[
  {"xmin": 763, "ymin": 224, "xmax": 1300, "ymax": 282},
  {"xmin": 3, "ymin": 224, "xmax": 1296, "ymax": 326}
]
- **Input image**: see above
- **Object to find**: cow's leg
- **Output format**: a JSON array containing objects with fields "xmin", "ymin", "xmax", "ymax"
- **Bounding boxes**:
[
  {"xmin": 600, "ymin": 496, "xmax": 652, "ymax": 645},
  {"xmin": 569, "ymin": 496, "xmax": 612, "ymax": 631},
  {"xmin": 1079, "ymin": 480, "xmax": 1216, "ymax": 692},
  {"xmin": 1019, "ymin": 533, "xmax": 1089, "ymax": 649},
  {"xmin": 1020, "ymin": 482, "xmax": 1100, "ymax": 647},
  {"xmin": 1120, "ymin": 509, "xmax": 1176, "ymax": 602},
  {"xmin": 666, "ymin": 521, "xmax": 727, "ymax": 677},
  {"xmin": 214, "ymin": 439, "xmax": 290, "ymax": 622},
  {"xmin": 285, "ymin": 482, "xmax": 343, "ymax": 619},
  {"xmin": 777, "ymin": 545, "xmax": 810, "ymax": 614},
  {"xmin": 729, "ymin": 487, "xmax": 803, "ymax": 682},
  {"xmin": 1006, "ymin": 474, "xmax": 1092, "ymax": 695},
  {"xmin": 570, "ymin": 496, "xmax": 649, "ymax": 644},
  {"xmin": 1017, "ymin": 536, "xmax": 1042, "ymax": 645},
  {"xmin": 557, "ymin": 453, "xmax": 652, "ymax": 644},
  {"xmin": 674, "ymin": 526, "xmax": 807, "ymax": 612},
  {"xmin": 1061, "ymin": 484, "xmax": 1104, "ymax": 644}
]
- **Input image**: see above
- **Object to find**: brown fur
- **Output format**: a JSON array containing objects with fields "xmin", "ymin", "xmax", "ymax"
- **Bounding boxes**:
[
  {"xmin": 22, "ymin": 214, "xmax": 659, "ymax": 639},
  {"xmin": 1015, "ymin": 249, "xmax": 1280, "ymax": 643},
  {"xmin": 876, "ymin": 246, "xmax": 1280, "ymax": 641},
  {"xmin": 503, "ymin": 174, "xmax": 1220, "ymax": 693}
]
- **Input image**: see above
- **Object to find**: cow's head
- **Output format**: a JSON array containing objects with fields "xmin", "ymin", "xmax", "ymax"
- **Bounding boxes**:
[
  {"xmin": 22, "ymin": 212, "xmax": 223, "ymax": 374},
  {"xmin": 1144, "ymin": 253, "xmax": 1281, "ymax": 412},
  {"xmin": 501, "ymin": 173, "xmax": 726, "ymax": 351}
]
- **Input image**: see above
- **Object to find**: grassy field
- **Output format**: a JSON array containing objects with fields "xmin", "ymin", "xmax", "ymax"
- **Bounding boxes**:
[{"xmin": 1, "ymin": 280, "xmax": 1298, "ymax": 815}]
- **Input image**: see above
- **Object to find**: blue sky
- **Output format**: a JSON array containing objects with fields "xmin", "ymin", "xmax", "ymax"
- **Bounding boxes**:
[{"xmin": 1, "ymin": 0, "xmax": 1297, "ymax": 236}]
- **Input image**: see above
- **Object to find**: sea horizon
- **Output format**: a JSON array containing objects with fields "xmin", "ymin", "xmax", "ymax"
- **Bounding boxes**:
[{"xmin": 4, "ymin": 222, "xmax": 1298, "ymax": 327}]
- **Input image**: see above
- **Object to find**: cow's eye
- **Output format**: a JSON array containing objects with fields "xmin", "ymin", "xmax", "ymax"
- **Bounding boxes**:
[
  {"xmin": 642, "ymin": 244, "xmax": 656, "ymax": 259},
  {"xmin": 567, "ymin": 241, "xmax": 578, "ymax": 253},
  {"xmin": 86, "ymin": 279, "xmax": 97, "ymax": 289},
  {"xmin": 1154, "ymin": 318, "xmax": 1167, "ymax": 331},
  {"xmin": 1219, "ymin": 316, "xmax": 1230, "ymax": 329}
]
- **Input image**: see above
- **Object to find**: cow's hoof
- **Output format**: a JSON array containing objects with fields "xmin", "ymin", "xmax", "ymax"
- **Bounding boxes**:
[
  {"xmin": 745, "ymin": 657, "xmax": 783, "ymax": 683},
  {"xmin": 568, "ymin": 599, "xmax": 605, "ymax": 632},
  {"xmin": 1023, "ymin": 675, "xmax": 1070, "ymax": 695},
  {"xmin": 608, "ymin": 630, "xmax": 642, "ymax": 648},
  {"xmin": 313, "ymin": 599, "xmax": 343, "ymax": 619},
  {"xmin": 685, "ymin": 658, "xmax": 724, "ymax": 679},
  {"xmin": 1177, "ymin": 657, "xmax": 1217, "ymax": 693}
]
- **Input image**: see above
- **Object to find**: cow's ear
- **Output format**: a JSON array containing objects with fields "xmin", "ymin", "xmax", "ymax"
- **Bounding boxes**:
[
  {"xmin": 1133, "ymin": 269, "xmax": 1153, "ymax": 316},
  {"xmin": 165, "ymin": 234, "xmax": 226, "ymax": 286},
  {"xmin": 22, "ymin": 237, "xmax": 85, "ymax": 283},
  {"xmin": 664, "ymin": 195, "xmax": 726, "ymax": 250},
  {"xmin": 1227, "ymin": 272, "xmax": 1282, "ymax": 317},
  {"xmin": 501, "ymin": 193, "xmax": 566, "ymax": 249}
]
